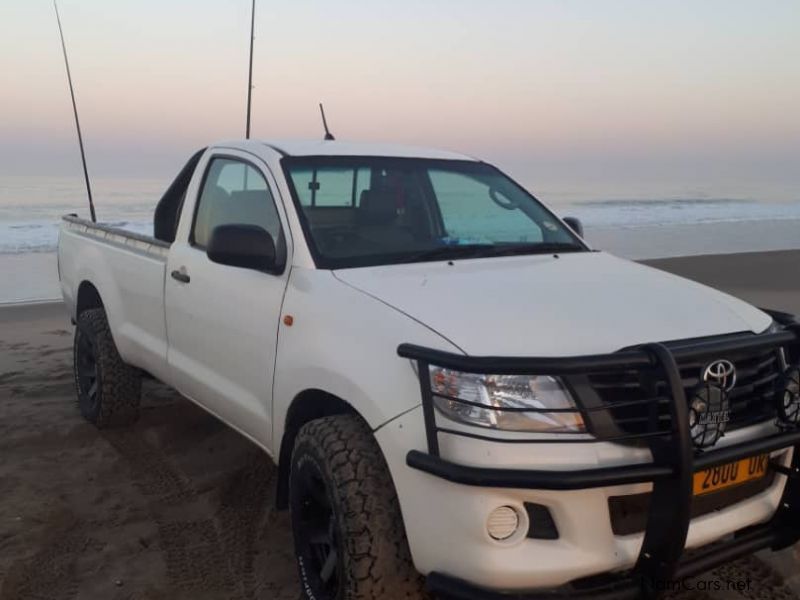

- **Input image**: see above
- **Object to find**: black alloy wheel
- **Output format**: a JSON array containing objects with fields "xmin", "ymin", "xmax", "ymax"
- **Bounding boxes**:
[
  {"xmin": 74, "ymin": 321, "xmax": 101, "ymax": 419},
  {"xmin": 292, "ymin": 457, "xmax": 342, "ymax": 598}
]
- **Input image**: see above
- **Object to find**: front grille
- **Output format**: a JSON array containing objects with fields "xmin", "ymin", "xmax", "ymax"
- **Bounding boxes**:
[{"xmin": 586, "ymin": 338, "xmax": 784, "ymax": 437}]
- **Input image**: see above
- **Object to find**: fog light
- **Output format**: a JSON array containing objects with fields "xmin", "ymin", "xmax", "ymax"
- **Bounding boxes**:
[
  {"xmin": 487, "ymin": 506, "xmax": 520, "ymax": 541},
  {"xmin": 778, "ymin": 367, "xmax": 800, "ymax": 426},
  {"xmin": 688, "ymin": 385, "xmax": 729, "ymax": 448}
]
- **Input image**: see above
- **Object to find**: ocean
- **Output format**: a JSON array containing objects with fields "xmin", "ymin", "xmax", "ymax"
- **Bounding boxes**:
[
  {"xmin": 1, "ymin": 175, "xmax": 799, "ymax": 303},
  {"xmin": 0, "ymin": 176, "xmax": 164, "ymax": 255}
]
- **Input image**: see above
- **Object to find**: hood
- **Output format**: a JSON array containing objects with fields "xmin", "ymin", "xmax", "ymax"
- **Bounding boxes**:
[{"xmin": 334, "ymin": 252, "xmax": 771, "ymax": 356}]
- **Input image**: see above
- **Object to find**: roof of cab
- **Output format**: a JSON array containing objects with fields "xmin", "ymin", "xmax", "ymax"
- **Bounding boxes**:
[{"xmin": 213, "ymin": 139, "xmax": 477, "ymax": 161}]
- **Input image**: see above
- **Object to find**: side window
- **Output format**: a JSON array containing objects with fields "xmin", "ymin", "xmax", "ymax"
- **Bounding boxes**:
[
  {"xmin": 429, "ymin": 170, "xmax": 543, "ymax": 243},
  {"xmin": 192, "ymin": 158, "xmax": 282, "ymax": 248}
]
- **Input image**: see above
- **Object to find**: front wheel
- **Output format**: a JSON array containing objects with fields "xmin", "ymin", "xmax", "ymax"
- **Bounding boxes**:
[
  {"xmin": 73, "ymin": 308, "xmax": 141, "ymax": 428},
  {"xmin": 289, "ymin": 414, "xmax": 426, "ymax": 599}
]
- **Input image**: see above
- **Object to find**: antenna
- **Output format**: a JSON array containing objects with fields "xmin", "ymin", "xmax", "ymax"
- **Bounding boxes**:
[
  {"xmin": 54, "ymin": 0, "xmax": 96, "ymax": 222},
  {"xmin": 245, "ymin": 0, "xmax": 255, "ymax": 139},
  {"xmin": 319, "ymin": 103, "xmax": 335, "ymax": 141}
]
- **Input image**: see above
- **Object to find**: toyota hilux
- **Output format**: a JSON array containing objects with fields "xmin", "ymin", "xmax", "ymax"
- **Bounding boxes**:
[{"xmin": 58, "ymin": 139, "xmax": 800, "ymax": 598}]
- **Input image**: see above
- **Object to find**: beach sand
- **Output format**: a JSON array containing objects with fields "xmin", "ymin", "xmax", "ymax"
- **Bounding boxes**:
[
  {"xmin": 1, "ymin": 254, "xmax": 61, "ymax": 304},
  {"xmin": 0, "ymin": 303, "xmax": 298, "ymax": 599},
  {"xmin": 647, "ymin": 249, "xmax": 800, "ymax": 315},
  {"xmin": 1, "ymin": 250, "xmax": 799, "ymax": 599}
]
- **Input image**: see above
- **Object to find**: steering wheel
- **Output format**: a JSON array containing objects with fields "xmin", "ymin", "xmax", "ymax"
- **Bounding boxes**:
[
  {"xmin": 316, "ymin": 226, "xmax": 363, "ymax": 248},
  {"xmin": 489, "ymin": 187, "xmax": 518, "ymax": 210}
]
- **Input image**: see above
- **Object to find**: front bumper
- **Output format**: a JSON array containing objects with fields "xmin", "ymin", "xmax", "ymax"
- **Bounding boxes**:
[
  {"xmin": 427, "ymin": 504, "xmax": 797, "ymax": 599},
  {"xmin": 422, "ymin": 448, "xmax": 799, "ymax": 600},
  {"xmin": 396, "ymin": 316, "xmax": 800, "ymax": 598}
]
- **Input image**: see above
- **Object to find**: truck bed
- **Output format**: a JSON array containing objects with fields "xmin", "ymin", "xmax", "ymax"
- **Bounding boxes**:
[
  {"xmin": 59, "ymin": 214, "xmax": 172, "ymax": 382},
  {"xmin": 62, "ymin": 214, "xmax": 170, "ymax": 259}
]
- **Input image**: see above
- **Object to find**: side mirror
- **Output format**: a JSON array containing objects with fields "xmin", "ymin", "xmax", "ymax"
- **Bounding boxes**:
[
  {"xmin": 207, "ymin": 224, "xmax": 278, "ymax": 272},
  {"xmin": 563, "ymin": 216, "xmax": 584, "ymax": 238}
]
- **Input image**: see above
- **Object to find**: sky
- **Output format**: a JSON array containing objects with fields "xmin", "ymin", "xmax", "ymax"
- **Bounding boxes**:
[{"xmin": 1, "ymin": 0, "xmax": 798, "ymax": 200}]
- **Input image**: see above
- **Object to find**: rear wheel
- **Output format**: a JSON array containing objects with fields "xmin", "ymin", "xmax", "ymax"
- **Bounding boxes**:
[
  {"xmin": 289, "ymin": 414, "xmax": 426, "ymax": 599},
  {"xmin": 73, "ymin": 308, "xmax": 141, "ymax": 427}
]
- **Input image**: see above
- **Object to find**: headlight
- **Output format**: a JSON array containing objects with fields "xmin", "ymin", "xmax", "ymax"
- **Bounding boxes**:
[{"xmin": 430, "ymin": 367, "xmax": 585, "ymax": 433}]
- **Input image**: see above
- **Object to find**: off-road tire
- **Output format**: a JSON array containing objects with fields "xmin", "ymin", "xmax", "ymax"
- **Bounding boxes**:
[
  {"xmin": 73, "ymin": 307, "xmax": 141, "ymax": 428},
  {"xmin": 289, "ymin": 414, "xmax": 426, "ymax": 599}
]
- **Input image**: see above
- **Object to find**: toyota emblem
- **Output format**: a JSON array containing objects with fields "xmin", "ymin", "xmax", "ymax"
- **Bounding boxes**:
[{"xmin": 702, "ymin": 359, "xmax": 737, "ymax": 392}]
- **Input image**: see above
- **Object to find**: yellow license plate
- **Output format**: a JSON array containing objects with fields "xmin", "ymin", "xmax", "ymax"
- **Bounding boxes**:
[{"xmin": 693, "ymin": 454, "xmax": 770, "ymax": 496}]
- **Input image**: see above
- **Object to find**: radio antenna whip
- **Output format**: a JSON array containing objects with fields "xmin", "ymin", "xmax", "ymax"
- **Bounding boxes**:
[
  {"xmin": 245, "ymin": 0, "xmax": 255, "ymax": 139},
  {"xmin": 319, "ymin": 103, "xmax": 335, "ymax": 141},
  {"xmin": 54, "ymin": 0, "xmax": 96, "ymax": 222}
]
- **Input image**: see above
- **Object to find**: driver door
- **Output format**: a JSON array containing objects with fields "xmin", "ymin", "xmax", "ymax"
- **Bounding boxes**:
[{"xmin": 165, "ymin": 153, "xmax": 290, "ymax": 449}]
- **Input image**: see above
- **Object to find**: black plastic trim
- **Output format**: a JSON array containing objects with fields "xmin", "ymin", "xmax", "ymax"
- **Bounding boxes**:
[
  {"xmin": 693, "ymin": 430, "xmax": 800, "ymax": 469},
  {"xmin": 406, "ymin": 450, "xmax": 673, "ymax": 490},
  {"xmin": 398, "ymin": 332, "xmax": 796, "ymax": 376},
  {"xmin": 407, "ymin": 429, "xmax": 800, "ymax": 490},
  {"xmin": 524, "ymin": 503, "xmax": 559, "ymax": 540}
]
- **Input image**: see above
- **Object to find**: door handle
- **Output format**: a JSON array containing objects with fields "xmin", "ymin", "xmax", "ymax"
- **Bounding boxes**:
[{"xmin": 171, "ymin": 269, "xmax": 190, "ymax": 283}]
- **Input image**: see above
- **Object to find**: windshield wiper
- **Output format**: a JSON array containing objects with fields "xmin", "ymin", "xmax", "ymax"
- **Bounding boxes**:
[
  {"xmin": 480, "ymin": 242, "xmax": 585, "ymax": 257},
  {"xmin": 399, "ymin": 242, "xmax": 585, "ymax": 264},
  {"xmin": 400, "ymin": 244, "xmax": 495, "ymax": 263}
]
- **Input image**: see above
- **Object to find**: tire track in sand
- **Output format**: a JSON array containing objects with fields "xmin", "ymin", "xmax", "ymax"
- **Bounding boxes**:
[
  {"xmin": 0, "ymin": 511, "xmax": 89, "ymax": 600},
  {"xmin": 104, "ymin": 430, "xmax": 238, "ymax": 598},
  {"xmin": 104, "ymin": 429, "xmax": 299, "ymax": 599}
]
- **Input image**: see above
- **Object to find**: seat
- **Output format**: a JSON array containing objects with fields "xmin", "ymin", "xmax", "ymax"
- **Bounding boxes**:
[
  {"xmin": 194, "ymin": 184, "xmax": 230, "ymax": 247},
  {"xmin": 356, "ymin": 186, "xmax": 416, "ymax": 248},
  {"xmin": 226, "ymin": 190, "xmax": 281, "ymax": 240}
]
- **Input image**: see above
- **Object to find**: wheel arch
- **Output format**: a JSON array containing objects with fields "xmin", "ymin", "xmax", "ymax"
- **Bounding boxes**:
[
  {"xmin": 275, "ymin": 388, "xmax": 360, "ymax": 509},
  {"xmin": 76, "ymin": 280, "xmax": 104, "ymax": 319},
  {"xmin": 74, "ymin": 282, "xmax": 126, "ymax": 366}
]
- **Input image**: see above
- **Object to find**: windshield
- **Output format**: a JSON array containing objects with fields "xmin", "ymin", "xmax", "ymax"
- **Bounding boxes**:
[{"xmin": 282, "ymin": 157, "xmax": 585, "ymax": 269}]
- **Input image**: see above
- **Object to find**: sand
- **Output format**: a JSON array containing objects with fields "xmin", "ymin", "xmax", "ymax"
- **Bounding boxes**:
[
  {"xmin": 647, "ymin": 249, "xmax": 800, "ymax": 315},
  {"xmin": 0, "ymin": 254, "xmax": 61, "ymax": 304},
  {"xmin": 0, "ymin": 302, "xmax": 298, "ymax": 599},
  {"xmin": 1, "ymin": 250, "xmax": 799, "ymax": 599}
]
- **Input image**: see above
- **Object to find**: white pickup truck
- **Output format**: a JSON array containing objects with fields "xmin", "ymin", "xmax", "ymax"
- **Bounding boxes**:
[{"xmin": 58, "ymin": 139, "xmax": 800, "ymax": 599}]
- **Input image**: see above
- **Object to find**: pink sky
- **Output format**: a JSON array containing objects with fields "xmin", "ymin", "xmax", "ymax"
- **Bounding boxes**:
[{"xmin": 1, "ymin": 0, "xmax": 798, "ymax": 199}]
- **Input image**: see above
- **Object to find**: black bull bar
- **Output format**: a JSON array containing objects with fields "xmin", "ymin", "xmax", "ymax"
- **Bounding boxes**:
[{"xmin": 397, "ymin": 315, "xmax": 800, "ymax": 599}]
